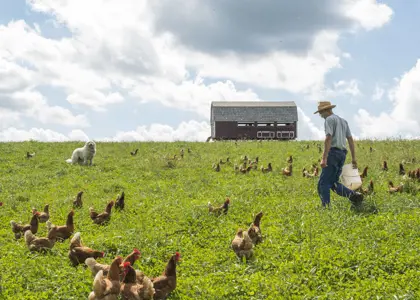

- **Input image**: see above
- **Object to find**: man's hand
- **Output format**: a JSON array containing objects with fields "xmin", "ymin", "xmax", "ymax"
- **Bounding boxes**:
[
  {"xmin": 352, "ymin": 160, "xmax": 358, "ymax": 169},
  {"xmin": 321, "ymin": 158, "xmax": 328, "ymax": 168}
]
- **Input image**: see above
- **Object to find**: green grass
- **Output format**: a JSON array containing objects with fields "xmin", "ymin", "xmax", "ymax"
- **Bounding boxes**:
[{"xmin": 1, "ymin": 140, "xmax": 420, "ymax": 299}]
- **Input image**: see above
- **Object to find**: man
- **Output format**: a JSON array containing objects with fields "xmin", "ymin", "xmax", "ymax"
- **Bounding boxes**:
[{"xmin": 314, "ymin": 101, "xmax": 363, "ymax": 207}]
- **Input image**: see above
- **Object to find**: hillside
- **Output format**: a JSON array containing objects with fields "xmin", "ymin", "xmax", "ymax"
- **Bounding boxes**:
[{"xmin": 1, "ymin": 140, "xmax": 420, "ymax": 299}]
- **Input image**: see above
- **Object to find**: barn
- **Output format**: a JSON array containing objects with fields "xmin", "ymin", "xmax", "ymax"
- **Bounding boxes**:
[{"xmin": 210, "ymin": 101, "xmax": 298, "ymax": 140}]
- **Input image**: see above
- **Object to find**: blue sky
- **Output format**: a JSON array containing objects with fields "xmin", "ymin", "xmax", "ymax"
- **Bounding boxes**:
[{"xmin": 0, "ymin": 0, "xmax": 419, "ymax": 141}]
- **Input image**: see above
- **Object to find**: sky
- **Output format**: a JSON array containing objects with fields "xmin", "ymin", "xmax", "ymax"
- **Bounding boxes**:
[{"xmin": 0, "ymin": 0, "xmax": 420, "ymax": 142}]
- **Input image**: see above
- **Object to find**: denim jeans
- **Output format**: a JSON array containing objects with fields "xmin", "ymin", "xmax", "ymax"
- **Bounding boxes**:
[{"xmin": 317, "ymin": 148, "xmax": 355, "ymax": 206}]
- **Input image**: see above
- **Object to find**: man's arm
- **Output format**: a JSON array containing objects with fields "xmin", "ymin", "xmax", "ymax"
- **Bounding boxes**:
[
  {"xmin": 321, "ymin": 135, "xmax": 332, "ymax": 168},
  {"xmin": 347, "ymin": 135, "xmax": 357, "ymax": 168}
]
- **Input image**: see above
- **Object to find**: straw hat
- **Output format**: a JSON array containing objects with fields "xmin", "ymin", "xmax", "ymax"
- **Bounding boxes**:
[{"xmin": 313, "ymin": 101, "xmax": 336, "ymax": 114}]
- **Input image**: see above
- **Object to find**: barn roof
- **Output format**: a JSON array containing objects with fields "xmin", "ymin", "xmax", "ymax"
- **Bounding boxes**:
[
  {"xmin": 211, "ymin": 101, "xmax": 298, "ymax": 122},
  {"xmin": 211, "ymin": 101, "xmax": 296, "ymax": 108}
]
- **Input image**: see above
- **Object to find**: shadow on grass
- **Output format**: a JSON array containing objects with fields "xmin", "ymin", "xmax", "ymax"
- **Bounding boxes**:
[{"xmin": 350, "ymin": 201, "xmax": 379, "ymax": 215}]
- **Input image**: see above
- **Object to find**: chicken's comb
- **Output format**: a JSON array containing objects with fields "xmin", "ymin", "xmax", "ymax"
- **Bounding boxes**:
[
  {"xmin": 133, "ymin": 248, "xmax": 141, "ymax": 254},
  {"xmin": 123, "ymin": 262, "xmax": 131, "ymax": 267},
  {"xmin": 175, "ymin": 252, "xmax": 181, "ymax": 259},
  {"xmin": 101, "ymin": 252, "xmax": 105, "ymax": 257}
]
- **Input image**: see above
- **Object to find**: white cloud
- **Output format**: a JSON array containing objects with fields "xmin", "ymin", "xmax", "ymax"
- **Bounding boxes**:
[
  {"xmin": 355, "ymin": 59, "xmax": 420, "ymax": 139},
  {"xmin": 99, "ymin": 120, "xmax": 210, "ymax": 142},
  {"xmin": 297, "ymin": 107, "xmax": 324, "ymax": 140},
  {"xmin": 372, "ymin": 84, "xmax": 385, "ymax": 101},
  {"xmin": 343, "ymin": 0, "xmax": 394, "ymax": 31},
  {"xmin": 128, "ymin": 77, "xmax": 262, "ymax": 118}
]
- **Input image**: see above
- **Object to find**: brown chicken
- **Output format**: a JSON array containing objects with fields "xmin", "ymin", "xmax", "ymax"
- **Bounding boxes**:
[
  {"xmin": 231, "ymin": 229, "xmax": 253, "ymax": 260},
  {"xmin": 212, "ymin": 163, "xmax": 221, "ymax": 172},
  {"xmin": 286, "ymin": 155, "xmax": 293, "ymax": 164},
  {"xmin": 382, "ymin": 160, "xmax": 388, "ymax": 171},
  {"xmin": 282, "ymin": 164, "xmax": 293, "ymax": 176},
  {"xmin": 24, "ymin": 225, "xmax": 58, "ymax": 252},
  {"xmin": 73, "ymin": 191, "xmax": 84, "ymax": 208},
  {"xmin": 90, "ymin": 201, "xmax": 114, "ymax": 225},
  {"xmin": 247, "ymin": 212, "xmax": 263, "ymax": 245},
  {"xmin": 10, "ymin": 211, "xmax": 40, "ymax": 239},
  {"xmin": 47, "ymin": 210, "xmax": 74, "ymax": 241},
  {"xmin": 120, "ymin": 262, "xmax": 155, "ymax": 300},
  {"xmin": 240, "ymin": 165, "xmax": 252, "ymax": 173},
  {"xmin": 359, "ymin": 166, "xmax": 368, "ymax": 179},
  {"xmin": 86, "ymin": 248, "xmax": 141, "ymax": 278},
  {"xmin": 32, "ymin": 204, "xmax": 50, "ymax": 223},
  {"xmin": 261, "ymin": 163, "xmax": 272, "ymax": 173},
  {"xmin": 152, "ymin": 252, "xmax": 180, "ymax": 300},
  {"xmin": 88, "ymin": 256, "xmax": 126, "ymax": 300},
  {"xmin": 360, "ymin": 180, "xmax": 374, "ymax": 195},
  {"xmin": 68, "ymin": 232, "xmax": 104, "ymax": 266},
  {"xmin": 115, "ymin": 192, "xmax": 125, "ymax": 211},
  {"xmin": 388, "ymin": 181, "xmax": 404, "ymax": 193},
  {"xmin": 208, "ymin": 198, "xmax": 230, "ymax": 215},
  {"xmin": 399, "ymin": 163, "xmax": 405, "ymax": 175}
]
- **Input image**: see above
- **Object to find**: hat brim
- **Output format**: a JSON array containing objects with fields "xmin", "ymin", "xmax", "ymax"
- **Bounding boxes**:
[{"xmin": 314, "ymin": 104, "xmax": 336, "ymax": 114}]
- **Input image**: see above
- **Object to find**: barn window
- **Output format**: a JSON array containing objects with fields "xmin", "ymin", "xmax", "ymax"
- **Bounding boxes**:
[
  {"xmin": 237, "ymin": 122, "xmax": 254, "ymax": 127},
  {"xmin": 257, "ymin": 122, "xmax": 275, "ymax": 127}
]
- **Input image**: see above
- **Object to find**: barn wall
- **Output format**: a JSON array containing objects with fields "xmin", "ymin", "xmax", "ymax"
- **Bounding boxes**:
[{"xmin": 214, "ymin": 121, "xmax": 297, "ymax": 140}]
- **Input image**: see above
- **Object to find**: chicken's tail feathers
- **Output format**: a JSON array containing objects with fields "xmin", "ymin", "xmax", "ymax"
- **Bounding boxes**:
[
  {"xmin": 92, "ymin": 270, "xmax": 105, "ymax": 296},
  {"xmin": 65, "ymin": 158, "xmax": 72, "ymax": 163}
]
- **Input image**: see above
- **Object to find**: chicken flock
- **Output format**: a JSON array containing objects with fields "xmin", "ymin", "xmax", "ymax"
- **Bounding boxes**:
[
  {"xmin": 3, "ymin": 144, "xmax": 420, "ymax": 299},
  {"xmin": 9, "ymin": 190, "xmax": 180, "ymax": 300}
]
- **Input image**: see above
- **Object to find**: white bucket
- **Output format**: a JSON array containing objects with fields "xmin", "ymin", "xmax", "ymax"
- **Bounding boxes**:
[{"xmin": 340, "ymin": 164, "xmax": 362, "ymax": 191}]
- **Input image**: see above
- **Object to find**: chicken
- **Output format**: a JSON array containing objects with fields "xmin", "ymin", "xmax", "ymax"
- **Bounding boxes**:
[
  {"xmin": 286, "ymin": 155, "xmax": 293, "ymax": 164},
  {"xmin": 359, "ymin": 166, "xmax": 368, "ymax": 179},
  {"xmin": 10, "ymin": 211, "xmax": 40, "ymax": 239},
  {"xmin": 115, "ymin": 192, "xmax": 125, "ymax": 211},
  {"xmin": 26, "ymin": 151, "xmax": 35, "ymax": 158},
  {"xmin": 88, "ymin": 256, "xmax": 126, "ymax": 300},
  {"xmin": 120, "ymin": 262, "xmax": 155, "ymax": 300},
  {"xmin": 212, "ymin": 163, "xmax": 220, "ymax": 172},
  {"xmin": 282, "ymin": 164, "xmax": 293, "ymax": 176},
  {"xmin": 261, "ymin": 163, "xmax": 272, "ymax": 173},
  {"xmin": 247, "ymin": 211, "xmax": 263, "ymax": 245},
  {"xmin": 208, "ymin": 198, "xmax": 230, "ymax": 215},
  {"xmin": 131, "ymin": 149, "xmax": 139, "ymax": 156},
  {"xmin": 388, "ymin": 181, "xmax": 404, "ymax": 193},
  {"xmin": 382, "ymin": 160, "xmax": 388, "ymax": 171},
  {"xmin": 47, "ymin": 210, "xmax": 74, "ymax": 241},
  {"xmin": 90, "ymin": 201, "xmax": 114, "ymax": 225},
  {"xmin": 239, "ymin": 165, "xmax": 252, "ymax": 174},
  {"xmin": 399, "ymin": 163, "xmax": 405, "ymax": 175},
  {"xmin": 231, "ymin": 229, "xmax": 253, "ymax": 260},
  {"xmin": 73, "ymin": 191, "xmax": 84, "ymax": 208},
  {"xmin": 68, "ymin": 232, "xmax": 105, "ymax": 266},
  {"xmin": 152, "ymin": 252, "xmax": 180, "ymax": 300},
  {"xmin": 360, "ymin": 180, "xmax": 374, "ymax": 195},
  {"xmin": 32, "ymin": 204, "xmax": 50, "ymax": 223},
  {"xmin": 369, "ymin": 146, "xmax": 373, "ymax": 153},
  {"xmin": 24, "ymin": 225, "xmax": 58, "ymax": 252},
  {"xmin": 187, "ymin": 148, "xmax": 191, "ymax": 154},
  {"xmin": 86, "ymin": 248, "xmax": 141, "ymax": 278},
  {"xmin": 180, "ymin": 149, "xmax": 184, "ymax": 159}
]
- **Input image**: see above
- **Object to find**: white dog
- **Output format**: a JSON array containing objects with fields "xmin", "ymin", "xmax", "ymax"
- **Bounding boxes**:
[{"xmin": 66, "ymin": 141, "xmax": 96, "ymax": 166}]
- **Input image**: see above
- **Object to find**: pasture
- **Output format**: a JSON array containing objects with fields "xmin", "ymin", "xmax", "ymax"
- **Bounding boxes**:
[{"xmin": 0, "ymin": 140, "xmax": 420, "ymax": 299}]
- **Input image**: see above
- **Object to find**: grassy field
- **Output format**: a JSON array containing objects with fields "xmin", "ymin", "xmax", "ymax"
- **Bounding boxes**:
[{"xmin": 1, "ymin": 140, "xmax": 420, "ymax": 299}]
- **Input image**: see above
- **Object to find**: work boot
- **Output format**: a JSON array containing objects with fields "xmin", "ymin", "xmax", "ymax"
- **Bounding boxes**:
[{"xmin": 349, "ymin": 192, "xmax": 364, "ymax": 205}]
